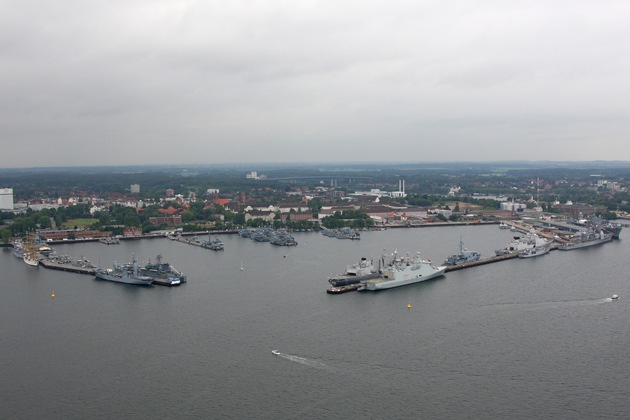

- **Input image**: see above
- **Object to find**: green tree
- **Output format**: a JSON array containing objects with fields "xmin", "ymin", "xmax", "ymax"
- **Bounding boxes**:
[
  {"xmin": 0, "ymin": 227, "xmax": 11, "ymax": 244},
  {"xmin": 181, "ymin": 211, "xmax": 195, "ymax": 223},
  {"xmin": 123, "ymin": 214, "xmax": 141, "ymax": 227}
]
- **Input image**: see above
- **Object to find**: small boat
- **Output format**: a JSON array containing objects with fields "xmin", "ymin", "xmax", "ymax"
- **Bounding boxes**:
[
  {"xmin": 611, "ymin": 294, "xmax": 619, "ymax": 300},
  {"xmin": 272, "ymin": 349, "xmax": 280, "ymax": 355},
  {"xmin": 98, "ymin": 236, "xmax": 120, "ymax": 245},
  {"xmin": 326, "ymin": 284, "xmax": 362, "ymax": 294}
]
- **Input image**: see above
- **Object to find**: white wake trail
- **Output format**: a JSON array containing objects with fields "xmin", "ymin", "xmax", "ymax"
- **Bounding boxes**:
[{"xmin": 273, "ymin": 352, "xmax": 336, "ymax": 372}]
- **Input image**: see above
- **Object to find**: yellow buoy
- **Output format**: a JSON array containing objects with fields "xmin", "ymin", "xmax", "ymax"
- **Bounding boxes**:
[
  {"xmin": 51, "ymin": 291, "xmax": 55, "ymax": 299},
  {"xmin": 407, "ymin": 302, "xmax": 411, "ymax": 309}
]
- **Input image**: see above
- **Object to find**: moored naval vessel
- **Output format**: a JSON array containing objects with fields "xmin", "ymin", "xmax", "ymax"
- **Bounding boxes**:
[
  {"xmin": 11, "ymin": 239, "xmax": 24, "ymax": 259},
  {"xmin": 360, "ymin": 251, "xmax": 446, "ymax": 291},
  {"xmin": 22, "ymin": 233, "xmax": 40, "ymax": 267},
  {"xmin": 139, "ymin": 254, "xmax": 186, "ymax": 284},
  {"xmin": 584, "ymin": 216, "xmax": 623, "ymax": 239},
  {"xmin": 95, "ymin": 255, "xmax": 154, "ymax": 286},
  {"xmin": 558, "ymin": 228, "xmax": 613, "ymax": 250},
  {"xmin": 518, "ymin": 245, "xmax": 550, "ymax": 258},
  {"xmin": 321, "ymin": 227, "xmax": 360, "ymax": 240},
  {"xmin": 495, "ymin": 232, "xmax": 551, "ymax": 256},
  {"xmin": 328, "ymin": 257, "xmax": 380, "ymax": 287},
  {"xmin": 444, "ymin": 237, "xmax": 480, "ymax": 266},
  {"xmin": 203, "ymin": 237, "xmax": 225, "ymax": 251}
]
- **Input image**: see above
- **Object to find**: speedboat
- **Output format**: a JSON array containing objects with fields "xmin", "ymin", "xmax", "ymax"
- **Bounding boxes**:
[
  {"xmin": 611, "ymin": 294, "xmax": 619, "ymax": 300},
  {"xmin": 272, "ymin": 349, "xmax": 280, "ymax": 355}
]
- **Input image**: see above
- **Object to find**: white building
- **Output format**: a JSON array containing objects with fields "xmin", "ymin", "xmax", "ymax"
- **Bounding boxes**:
[
  {"xmin": 0, "ymin": 188, "xmax": 14, "ymax": 210},
  {"xmin": 390, "ymin": 180, "xmax": 407, "ymax": 198},
  {"xmin": 29, "ymin": 202, "xmax": 59, "ymax": 211},
  {"xmin": 246, "ymin": 171, "xmax": 266, "ymax": 180},
  {"xmin": 349, "ymin": 188, "xmax": 389, "ymax": 198},
  {"xmin": 130, "ymin": 184, "xmax": 140, "ymax": 194},
  {"xmin": 501, "ymin": 201, "xmax": 527, "ymax": 212},
  {"xmin": 448, "ymin": 186, "xmax": 461, "ymax": 197}
]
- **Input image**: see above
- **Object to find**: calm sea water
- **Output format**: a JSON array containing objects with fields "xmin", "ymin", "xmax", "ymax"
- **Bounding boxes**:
[{"xmin": 2, "ymin": 225, "xmax": 629, "ymax": 419}]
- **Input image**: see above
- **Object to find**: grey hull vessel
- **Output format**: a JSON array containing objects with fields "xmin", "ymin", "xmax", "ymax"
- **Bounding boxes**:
[
  {"xmin": 360, "ymin": 251, "xmax": 446, "ymax": 291},
  {"xmin": 329, "ymin": 257, "xmax": 380, "ymax": 287},
  {"xmin": 139, "ymin": 254, "xmax": 186, "ymax": 283},
  {"xmin": 95, "ymin": 256, "xmax": 154, "ymax": 286},
  {"xmin": 558, "ymin": 229, "xmax": 613, "ymax": 251},
  {"xmin": 444, "ymin": 237, "xmax": 480, "ymax": 266}
]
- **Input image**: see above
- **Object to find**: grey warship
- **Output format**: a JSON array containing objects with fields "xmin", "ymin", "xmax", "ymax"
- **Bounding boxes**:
[
  {"xmin": 328, "ymin": 257, "xmax": 380, "ymax": 287},
  {"xmin": 444, "ymin": 237, "xmax": 480, "ymax": 266},
  {"xmin": 139, "ymin": 254, "xmax": 186, "ymax": 283},
  {"xmin": 95, "ymin": 254, "xmax": 154, "ymax": 286}
]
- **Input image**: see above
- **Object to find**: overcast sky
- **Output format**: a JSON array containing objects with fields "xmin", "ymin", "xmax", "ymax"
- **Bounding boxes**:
[{"xmin": 1, "ymin": 0, "xmax": 629, "ymax": 168}]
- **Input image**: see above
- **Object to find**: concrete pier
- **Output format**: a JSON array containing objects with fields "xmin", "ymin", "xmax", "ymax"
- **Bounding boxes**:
[
  {"xmin": 444, "ymin": 253, "xmax": 519, "ymax": 272},
  {"xmin": 39, "ymin": 258, "xmax": 95, "ymax": 275}
]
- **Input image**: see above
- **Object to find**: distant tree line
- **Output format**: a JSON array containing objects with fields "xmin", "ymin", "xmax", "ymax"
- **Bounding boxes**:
[{"xmin": 321, "ymin": 210, "xmax": 374, "ymax": 229}]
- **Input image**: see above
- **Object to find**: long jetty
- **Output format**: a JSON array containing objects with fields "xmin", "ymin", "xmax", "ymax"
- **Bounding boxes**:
[
  {"xmin": 444, "ymin": 252, "xmax": 519, "ymax": 272},
  {"xmin": 172, "ymin": 235, "xmax": 223, "ymax": 250},
  {"xmin": 39, "ymin": 258, "xmax": 95, "ymax": 275},
  {"xmin": 38, "ymin": 258, "xmax": 181, "ymax": 287}
]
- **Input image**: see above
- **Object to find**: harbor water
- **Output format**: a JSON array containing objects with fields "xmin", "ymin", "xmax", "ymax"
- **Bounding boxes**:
[{"xmin": 2, "ymin": 225, "xmax": 629, "ymax": 419}]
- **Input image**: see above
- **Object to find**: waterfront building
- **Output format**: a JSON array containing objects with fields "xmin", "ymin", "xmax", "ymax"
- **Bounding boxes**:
[
  {"xmin": 500, "ymin": 201, "xmax": 527, "ymax": 212},
  {"xmin": 244, "ymin": 210, "xmax": 275, "ymax": 223},
  {"xmin": 123, "ymin": 226, "xmax": 142, "ymax": 237},
  {"xmin": 39, "ymin": 229, "xmax": 111, "ymax": 241},
  {"xmin": 148, "ymin": 215, "xmax": 183, "ymax": 226}
]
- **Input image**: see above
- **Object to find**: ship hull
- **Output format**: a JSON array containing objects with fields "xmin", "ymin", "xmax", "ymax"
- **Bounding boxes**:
[
  {"xmin": 140, "ymin": 255, "xmax": 186, "ymax": 283},
  {"xmin": 558, "ymin": 235, "xmax": 612, "ymax": 250},
  {"xmin": 23, "ymin": 256, "xmax": 39, "ymax": 267},
  {"xmin": 364, "ymin": 267, "xmax": 446, "ymax": 290},
  {"xmin": 518, "ymin": 247, "xmax": 550, "ymax": 258},
  {"xmin": 328, "ymin": 257, "xmax": 379, "ymax": 286},
  {"xmin": 95, "ymin": 271, "xmax": 154, "ymax": 285},
  {"xmin": 327, "ymin": 284, "xmax": 362, "ymax": 294},
  {"xmin": 329, "ymin": 273, "xmax": 381, "ymax": 287},
  {"xmin": 444, "ymin": 253, "xmax": 480, "ymax": 266}
]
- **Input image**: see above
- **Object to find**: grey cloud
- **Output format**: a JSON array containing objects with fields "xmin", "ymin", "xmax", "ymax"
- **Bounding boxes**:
[{"xmin": 1, "ymin": 0, "xmax": 629, "ymax": 167}]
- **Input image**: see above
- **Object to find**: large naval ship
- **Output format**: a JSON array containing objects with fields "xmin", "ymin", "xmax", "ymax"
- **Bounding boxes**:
[
  {"xmin": 360, "ymin": 251, "xmax": 446, "ymax": 291},
  {"xmin": 95, "ymin": 255, "xmax": 154, "ymax": 286},
  {"xmin": 139, "ymin": 254, "xmax": 186, "ymax": 284},
  {"xmin": 558, "ymin": 228, "xmax": 613, "ymax": 250}
]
